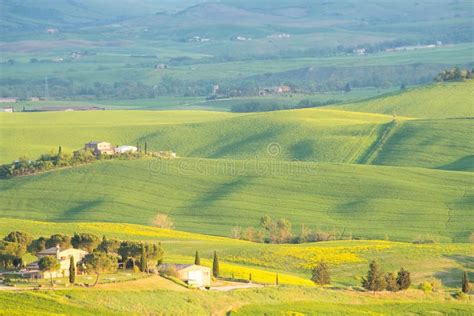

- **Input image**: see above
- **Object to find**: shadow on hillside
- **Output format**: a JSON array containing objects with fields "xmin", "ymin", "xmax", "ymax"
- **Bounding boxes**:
[
  {"xmin": 437, "ymin": 155, "xmax": 474, "ymax": 172},
  {"xmin": 200, "ymin": 126, "xmax": 285, "ymax": 159},
  {"xmin": 178, "ymin": 177, "xmax": 251, "ymax": 218},
  {"xmin": 289, "ymin": 139, "xmax": 315, "ymax": 161},
  {"xmin": 59, "ymin": 198, "xmax": 105, "ymax": 221},
  {"xmin": 434, "ymin": 255, "xmax": 474, "ymax": 287}
]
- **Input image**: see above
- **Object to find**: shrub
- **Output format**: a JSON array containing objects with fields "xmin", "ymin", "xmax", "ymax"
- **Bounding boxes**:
[
  {"xmin": 311, "ymin": 261, "xmax": 331, "ymax": 286},
  {"xmin": 419, "ymin": 281, "xmax": 432, "ymax": 293}
]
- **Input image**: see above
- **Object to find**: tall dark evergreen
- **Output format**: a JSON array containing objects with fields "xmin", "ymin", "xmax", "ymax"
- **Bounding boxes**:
[
  {"xmin": 194, "ymin": 250, "xmax": 200, "ymax": 265},
  {"xmin": 275, "ymin": 273, "xmax": 279, "ymax": 285},
  {"xmin": 212, "ymin": 251, "xmax": 219, "ymax": 277},
  {"xmin": 139, "ymin": 245, "xmax": 147, "ymax": 272},
  {"xmin": 396, "ymin": 267, "xmax": 411, "ymax": 290},
  {"xmin": 362, "ymin": 260, "xmax": 386, "ymax": 292},
  {"xmin": 311, "ymin": 261, "xmax": 331, "ymax": 285},
  {"xmin": 144, "ymin": 142, "xmax": 148, "ymax": 154},
  {"xmin": 462, "ymin": 271, "xmax": 471, "ymax": 293},
  {"xmin": 69, "ymin": 256, "xmax": 76, "ymax": 284}
]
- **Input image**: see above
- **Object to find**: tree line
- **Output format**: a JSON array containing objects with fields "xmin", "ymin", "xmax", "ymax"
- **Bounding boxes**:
[
  {"xmin": 231, "ymin": 216, "xmax": 349, "ymax": 244},
  {"xmin": 434, "ymin": 67, "xmax": 473, "ymax": 82}
]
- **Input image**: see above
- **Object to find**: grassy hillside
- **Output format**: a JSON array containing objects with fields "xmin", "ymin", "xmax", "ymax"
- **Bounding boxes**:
[
  {"xmin": 2, "ymin": 286, "xmax": 472, "ymax": 316},
  {"xmin": 367, "ymin": 118, "xmax": 474, "ymax": 170},
  {"xmin": 0, "ymin": 159, "xmax": 472, "ymax": 242},
  {"xmin": 336, "ymin": 81, "xmax": 474, "ymax": 119}
]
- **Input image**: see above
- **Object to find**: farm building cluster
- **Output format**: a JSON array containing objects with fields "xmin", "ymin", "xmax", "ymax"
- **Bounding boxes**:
[
  {"xmin": 74, "ymin": 141, "xmax": 176, "ymax": 158},
  {"xmin": 12, "ymin": 245, "xmax": 211, "ymax": 287}
]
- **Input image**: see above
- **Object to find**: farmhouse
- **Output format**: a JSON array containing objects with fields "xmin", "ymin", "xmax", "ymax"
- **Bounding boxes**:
[
  {"xmin": 85, "ymin": 141, "xmax": 115, "ymax": 155},
  {"xmin": 0, "ymin": 98, "xmax": 17, "ymax": 103},
  {"xmin": 115, "ymin": 145, "xmax": 138, "ymax": 154},
  {"xmin": 3, "ymin": 106, "xmax": 14, "ymax": 112},
  {"xmin": 25, "ymin": 245, "xmax": 88, "ymax": 279},
  {"xmin": 159, "ymin": 264, "xmax": 211, "ymax": 287}
]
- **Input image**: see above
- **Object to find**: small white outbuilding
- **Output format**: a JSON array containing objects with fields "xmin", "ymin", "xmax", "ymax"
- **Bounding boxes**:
[{"xmin": 115, "ymin": 145, "xmax": 138, "ymax": 154}]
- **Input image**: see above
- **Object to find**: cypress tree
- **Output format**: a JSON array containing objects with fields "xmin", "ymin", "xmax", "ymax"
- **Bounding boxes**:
[
  {"xmin": 58, "ymin": 146, "xmax": 62, "ymax": 155},
  {"xmin": 249, "ymin": 273, "xmax": 252, "ymax": 282},
  {"xmin": 396, "ymin": 267, "xmax": 411, "ymax": 290},
  {"xmin": 462, "ymin": 271, "xmax": 471, "ymax": 294},
  {"xmin": 212, "ymin": 251, "xmax": 219, "ymax": 277},
  {"xmin": 362, "ymin": 260, "xmax": 386, "ymax": 293},
  {"xmin": 311, "ymin": 261, "xmax": 331, "ymax": 285},
  {"xmin": 144, "ymin": 142, "xmax": 148, "ymax": 155},
  {"xmin": 275, "ymin": 273, "xmax": 279, "ymax": 286},
  {"xmin": 385, "ymin": 272, "xmax": 399, "ymax": 291},
  {"xmin": 139, "ymin": 245, "xmax": 147, "ymax": 273},
  {"xmin": 194, "ymin": 250, "xmax": 200, "ymax": 265},
  {"xmin": 69, "ymin": 256, "xmax": 76, "ymax": 284}
]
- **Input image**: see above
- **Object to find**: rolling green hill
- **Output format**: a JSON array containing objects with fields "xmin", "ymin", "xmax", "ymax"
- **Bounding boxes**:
[
  {"xmin": 336, "ymin": 81, "xmax": 474, "ymax": 119},
  {"xmin": 366, "ymin": 118, "xmax": 474, "ymax": 171},
  {"xmin": 0, "ymin": 158, "xmax": 472, "ymax": 242},
  {"xmin": 2, "ymin": 82, "xmax": 473, "ymax": 172}
]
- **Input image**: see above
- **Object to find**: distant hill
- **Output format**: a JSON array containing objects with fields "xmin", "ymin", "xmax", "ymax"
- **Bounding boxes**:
[{"xmin": 335, "ymin": 81, "xmax": 474, "ymax": 119}]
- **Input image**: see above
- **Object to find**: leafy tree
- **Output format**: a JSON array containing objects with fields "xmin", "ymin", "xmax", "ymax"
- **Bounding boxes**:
[
  {"xmin": 3, "ymin": 231, "xmax": 32, "ymax": 248},
  {"xmin": 311, "ymin": 261, "xmax": 331, "ymax": 285},
  {"xmin": 69, "ymin": 256, "xmax": 76, "ymax": 284},
  {"xmin": 212, "ymin": 251, "xmax": 219, "ymax": 277},
  {"xmin": 270, "ymin": 218, "xmax": 292, "ymax": 243},
  {"xmin": 83, "ymin": 251, "xmax": 118, "ymax": 286},
  {"xmin": 144, "ymin": 243, "xmax": 163, "ymax": 272},
  {"xmin": 38, "ymin": 256, "xmax": 60, "ymax": 287},
  {"xmin": 152, "ymin": 214, "xmax": 174, "ymax": 229},
  {"xmin": 46, "ymin": 234, "xmax": 71, "ymax": 249},
  {"xmin": 462, "ymin": 271, "xmax": 471, "ymax": 294},
  {"xmin": 0, "ymin": 240, "xmax": 24, "ymax": 269},
  {"xmin": 28, "ymin": 237, "xmax": 47, "ymax": 254},
  {"xmin": 194, "ymin": 250, "xmax": 200, "ymax": 265},
  {"xmin": 118, "ymin": 241, "xmax": 142, "ymax": 268},
  {"xmin": 362, "ymin": 260, "xmax": 386, "ymax": 293},
  {"xmin": 71, "ymin": 233, "xmax": 100, "ymax": 252},
  {"xmin": 396, "ymin": 267, "xmax": 411, "ymax": 290},
  {"xmin": 97, "ymin": 236, "xmax": 121, "ymax": 254},
  {"xmin": 260, "ymin": 215, "xmax": 274, "ymax": 232},
  {"xmin": 385, "ymin": 272, "xmax": 399, "ymax": 291}
]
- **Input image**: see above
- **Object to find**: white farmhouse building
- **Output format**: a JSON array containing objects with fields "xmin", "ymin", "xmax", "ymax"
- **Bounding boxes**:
[{"xmin": 115, "ymin": 145, "xmax": 138, "ymax": 154}]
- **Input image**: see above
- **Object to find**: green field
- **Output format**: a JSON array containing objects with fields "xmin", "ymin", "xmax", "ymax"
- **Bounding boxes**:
[
  {"xmin": 2, "ymin": 286, "xmax": 472, "ymax": 316},
  {"xmin": 0, "ymin": 158, "xmax": 472, "ymax": 242}
]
